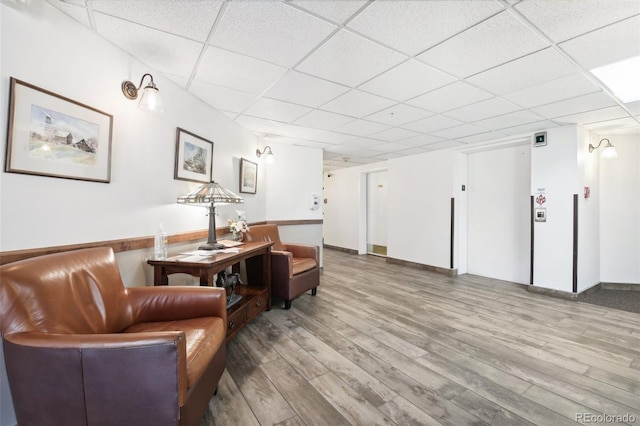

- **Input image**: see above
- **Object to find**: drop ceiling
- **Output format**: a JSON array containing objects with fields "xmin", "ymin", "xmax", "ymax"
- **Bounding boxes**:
[{"xmin": 47, "ymin": 0, "xmax": 640, "ymax": 170}]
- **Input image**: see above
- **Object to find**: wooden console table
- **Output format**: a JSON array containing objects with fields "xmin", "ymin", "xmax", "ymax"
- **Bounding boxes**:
[{"xmin": 147, "ymin": 241, "xmax": 273, "ymax": 341}]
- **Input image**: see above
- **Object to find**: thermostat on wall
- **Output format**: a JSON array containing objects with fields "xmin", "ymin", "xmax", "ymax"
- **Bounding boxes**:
[{"xmin": 534, "ymin": 132, "xmax": 547, "ymax": 147}]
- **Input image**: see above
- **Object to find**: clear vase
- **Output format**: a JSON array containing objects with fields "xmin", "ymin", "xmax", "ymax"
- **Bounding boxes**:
[{"xmin": 232, "ymin": 232, "xmax": 243, "ymax": 242}]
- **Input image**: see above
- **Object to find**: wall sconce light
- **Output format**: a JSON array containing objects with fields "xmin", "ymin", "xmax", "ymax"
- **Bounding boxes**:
[
  {"xmin": 256, "ymin": 146, "xmax": 275, "ymax": 163},
  {"xmin": 588, "ymin": 138, "xmax": 618, "ymax": 158},
  {"xmin": 121, "ymin": 73, "xmax": 164, "ymax": 113}
]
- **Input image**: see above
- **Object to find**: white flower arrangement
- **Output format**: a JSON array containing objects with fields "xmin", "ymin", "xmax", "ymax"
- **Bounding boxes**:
[{"xmin": 228, "ymin": 210, "xmax": 249, "ymax": 235}]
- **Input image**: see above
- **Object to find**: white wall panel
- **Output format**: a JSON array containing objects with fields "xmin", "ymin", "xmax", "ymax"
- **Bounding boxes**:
[{"xmin": 467, "ymin": 145, "xmax": 531, "ymax": 284}]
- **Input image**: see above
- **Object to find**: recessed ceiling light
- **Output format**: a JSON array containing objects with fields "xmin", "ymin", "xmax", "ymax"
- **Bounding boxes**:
[{"xmin": 591, "ymin": 56, "xmax": 640, "ymax": 103}]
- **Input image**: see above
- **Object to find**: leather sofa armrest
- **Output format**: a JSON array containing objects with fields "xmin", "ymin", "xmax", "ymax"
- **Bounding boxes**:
[
  {"xmin": 128, "ymin": 286, "xmax": 227, "ymax": 324},
  {"xmin": 284, "ymin": 243, "xmax": 319, "ymax": 265},
  {"xmin": 4, "ymin": 331, "xmax": 189, "ymax": 423},
  {"xmin": 272, "ymin": 250, "xmax": 293, "ymax": 278}
]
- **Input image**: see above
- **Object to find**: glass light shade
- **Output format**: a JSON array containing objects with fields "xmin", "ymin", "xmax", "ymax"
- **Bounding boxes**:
[
  {"xmin": 138, "ymin": 85, "xmax": 164, "ymax": 113},
  {"xmin": 265, "ymin": 150, "xmax": 275, "ymax": 164},
  {"xmin": 601, "ymin": 144, "xmax": 618, "ymax": 159},
  {"xmin": 177, "ymin": 181, "xmax": 244, "ymax": 206}
]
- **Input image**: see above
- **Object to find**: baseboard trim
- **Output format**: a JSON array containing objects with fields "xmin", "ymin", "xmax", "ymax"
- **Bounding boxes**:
[
  {"xmin": 386, "ymin": 257, "xmax": 457, "ymax": 277},
  {"xmin": 323, "ymin": 244, "xmax": 358, "ymax": 255},
  {"xmin": 527, "ymin": 282, "xmax": 603, "ymax": 300},
  {"xmin": 601, "ymin": 282, "xmax": 640, "ymax": 291}
]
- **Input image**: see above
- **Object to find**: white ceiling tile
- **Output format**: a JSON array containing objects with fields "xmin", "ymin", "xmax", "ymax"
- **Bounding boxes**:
[
  {"xmin": 212, "ymin": 0, "xmax": 336, "ymax": 67},
  {"xmin": 398, "ymin": 134, "xmax": 446, "ymax": 147},
  {"xmin": 364, "ymin": 104, "xmax": 433, "ymax": 126},
  {"xmin": 402, "ymin": 115, "xmax": 464, "ymax": 133},
  {"xmin": 445, "ymin": 98, "xmax": 522, "ymax": 122},
  {"xmin": 456, "ymin": 131, "xmax": 508, "ymax": 144},
  {"xmin": 584, "ymin": 117, "xmax": 640, "ymax": 132},
  {"xmin": 342, "ymin": 138, "xmax": 387, "ymax": 149},
  {"xmin": 417, "ymin": 10, "xmax": 548, "ymax": 78},
  {"xmin": 93, "ymin": 14, "xmax": 203, "ymax": 78},
  {"xmin": 189, "ymin": 81, "xmax": 258, "ymax": 113},
  {"xmin": 374, "ymin": 152, "xmax": 405, "ymax": 160},
  {"xmin": 472, "ymin": 110, "xmax": 546, "ymax": 130},
  {"xmin": 406, "ymin": 82, "xmax": 493, "ymax": 113},
  {"xmin": 349, "ymin": 148, "xmax": 386, "ymax": 158},
  {"xmin": 334, "ymin": 120, "xmax": 391, "ymax": 137},
  {"xmin": 421, "ymin": 140, "xmax": 468, "ymax": 150},
  {"xmin": 466, "ymin": 48, "xmax": 578, "ymax": 95},
  {"xmin": 290, "ymin": 0, "xmax": 368, "ymax": 24},
  {"xmin": 359, "ymin": 60, "xmax": 456, "ymax": 102},
  {"xmin": 235, "ymin": 115, "xmax": 291, "ymax": 136},
  {"xmin": 553, "ymin": 106, "xmax": 631, "ymax": 125},
  {"xmin": 291, "ymin": 140, "xmax": 334, "ymax": 150},
  {"xmin": 323, "ymin": 145, "xmax": 359, "ymax": 155},
  {"xmin": 396, "ymin": 146, "xmax": 434, "ymax": 156},
  {"xmin": 499, "ymin": 120, "xmax": 560, "ymax": 136},
  {"xmin": 369, "ymin": 128, "xmax": 421, "ymax": 142},
  {"xmin": 220, "ymin": 111, "xmax": 238, "ymax": 121},
  {"xmin": 503, "ymin": 74, "xmax": 602, "ymax": 108},
  {"xmin": 293, "ymin": 110, "xmax": 354, "ymax": 129},
  {"xmin": 347, "ymin": 0, "xmax": 503, "ymax": 55},
  {"xmin": 531, "ymin": 92, "xmax": 618, "ymax": 119},
  {"xmin": 47, "ymin": 1, "xmax": 91, "ymax": 27},
  {"xmin": 296, "ymin": 30, "xmax": 407, "ymax": 87},
  {"xmin": 430, "ymin": 124, "xmax": 489, "ymax": 139},
  {"xmin": 559, "ymin": 15, "xmax": 640, "ymax": 70},
  {"xmin": 92, "ymin": 0, "xmax": 224, "ymax": 42},
  {"xmin": 514, "ymin": 0, "xmax": 640, "ymax": 43},
  {"xmin": 320, "ymin": 90, "xmax": 396, "ymax": 118},
  {"xmin": 263, "ymin": 72, "xmax": 349, "ymax": 108},
  {"xmin": 371, "ymin": 142, "xmax": 418, "ymax": 153},
  {"xmin": 626, "ymin": 100, "xmax": 640, "ymax": 115},
  {"xmin": 195, "ymin": 47, "xmax": 288, "ymax": 94}
]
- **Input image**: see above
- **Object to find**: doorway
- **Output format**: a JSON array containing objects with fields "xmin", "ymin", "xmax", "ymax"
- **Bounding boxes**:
[{"xmin": 367, "ymin": 170, "xmax": 388, "ymax": 256}]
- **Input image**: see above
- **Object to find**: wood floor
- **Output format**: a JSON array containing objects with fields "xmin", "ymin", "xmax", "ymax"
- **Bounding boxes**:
[{"xmin": 200, "ymin": 248, "xmax": 640, "ymax": 426}]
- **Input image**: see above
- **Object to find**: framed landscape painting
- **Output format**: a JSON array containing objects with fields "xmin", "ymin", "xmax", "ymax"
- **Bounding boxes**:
[
  {"xmin": 174, "ymin": 127, "xmax": 214, "ymax": 183},
  {"xmin": 239, "ymin": 158, "xmax": 257, "ymax": 194},
  {"xmin": 5, "ymin": 77, "xmax": 113, "ymax": 183}
]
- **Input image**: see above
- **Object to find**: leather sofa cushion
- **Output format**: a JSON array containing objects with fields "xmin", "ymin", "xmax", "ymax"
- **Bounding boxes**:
[
  {"xmin": 292, "ymin": 258, "xmax": 317, "ymax": 275},
  {"xmin": 124, "ymin": 317, "xmax": 225, "ymax": 389}
]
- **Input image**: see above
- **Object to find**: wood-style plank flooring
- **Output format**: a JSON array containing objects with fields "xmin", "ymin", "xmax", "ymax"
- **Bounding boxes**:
[{"xmin": 201, "ymin": 249, "xmax": 640, "ymax": 426}]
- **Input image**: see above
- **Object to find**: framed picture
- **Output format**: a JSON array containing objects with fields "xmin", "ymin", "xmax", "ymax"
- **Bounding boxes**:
[
  {"xmin": 174, "ymin": 127, "xmax": 214, "ymax": 183},
  {"xmin": 239, "ymin": 158, "xmax": 257, "ymax": 194},
  {"xmin": 6, "ymin": 77, "xmax": 113, "ymax": 183}
]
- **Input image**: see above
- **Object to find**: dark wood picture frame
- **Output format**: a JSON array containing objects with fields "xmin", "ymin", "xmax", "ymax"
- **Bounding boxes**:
[
  {"xmin": 6, "ymin": 77, "xmax": 113, "ymax": 183},
  {"xmin": 239, "ymin": 157, "xmax": 257, "ymax": 194},
  {"xmin": 174, "ymin": 127, "xmax": 214, "ymax": 183}
]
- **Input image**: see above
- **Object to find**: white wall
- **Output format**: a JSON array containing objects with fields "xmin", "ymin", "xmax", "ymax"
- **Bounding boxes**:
[
  {"xmin": 578, "ymin": 128, "xmax": 601, "ymax": 292},
  {"xmin": 600, "ymin": 133, "xmax": 640, "ymax": 284},
  {"xmin": 366, "ymin": 170, "xmax": 388, "ymax": 249},
  {"xmin": 0, "ymin": 3, "xmax": 322, "ymax": 424},
  {"xmin": 467, "ymin": 144, "xmax": 531, "ymax": 284},
  {"xmin": 387, "ymin": 150, "xmax": 456, "ymax": 269},
  {"xmin": 265, "ymin": 141, "xmax": 323, "ymax": 265},
  {"xmin": 531, "ymin": 125, "xmax": 579, "ymax": 292}
]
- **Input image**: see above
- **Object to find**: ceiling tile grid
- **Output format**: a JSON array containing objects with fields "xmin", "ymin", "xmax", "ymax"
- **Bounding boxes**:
[{"xmin": 44, "ymin": 0, "xmax": 640, "ymax": 170}]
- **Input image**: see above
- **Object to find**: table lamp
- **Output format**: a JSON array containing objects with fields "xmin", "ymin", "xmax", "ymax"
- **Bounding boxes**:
[{"xmin": 177, "ymin": 181, "xmax": 244, "ymax": 250}]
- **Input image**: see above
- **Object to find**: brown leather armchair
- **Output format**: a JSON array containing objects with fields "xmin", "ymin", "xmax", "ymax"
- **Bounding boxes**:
[
  {"xmin": 0, "ymin": 247, "xmax": 226, "ymax": 426},
  {"xmin": 242, "ymin": 224, "xmax": 319, "ymax": 309}
]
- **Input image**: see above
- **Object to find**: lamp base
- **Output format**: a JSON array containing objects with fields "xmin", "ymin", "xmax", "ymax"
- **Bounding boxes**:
[{"xmin": 198, "ymin": 242, "xmax": 226, "ymax": 250}]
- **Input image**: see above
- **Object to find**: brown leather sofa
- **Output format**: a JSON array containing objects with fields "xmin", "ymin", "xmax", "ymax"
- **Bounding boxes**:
[
  {"xmin": 0, "ymin": 247, "xmax": 226, "ymax": 426},
  {"xmin": 242, "ymin": 224, "xmax": 319, "ymax": 309}
]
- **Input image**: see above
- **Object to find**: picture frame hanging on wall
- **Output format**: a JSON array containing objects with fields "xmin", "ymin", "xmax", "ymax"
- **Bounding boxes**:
[
  {"xmin": 174, "ymin": 127, "xmax": 214, "ymax": 184},
  {"xmin": 5, "ymin": 77, "xmax": 113, "ymax": 183},
  {"xmin": 239, "ymin": 158, "xmax": 257, "ymax": 194}
]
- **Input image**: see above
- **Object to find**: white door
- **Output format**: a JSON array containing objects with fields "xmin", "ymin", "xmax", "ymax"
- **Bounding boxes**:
[
  {"xmin": 467, "ymin": 146, "xmax": 531, "ymax": 284},
  {"xmin": 367, "ymin": 171, "xmax": 388, "ymax": 256}
]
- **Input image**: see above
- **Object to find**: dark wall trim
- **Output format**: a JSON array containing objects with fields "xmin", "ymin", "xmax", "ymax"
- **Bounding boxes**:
[
  {"xmin": 387, "ymin": 256, "xmax": 457, "ymax": 277},
  {"xmin": 0, "ymin": 219, "xmax": 322, "ymax": 265},
  {"xmin": 530, "ymin": 195, "xmax": 534, "ymax": 285},
  {"xmin": 323, "ymin": 244, "xmax": 358, "ymax": 255},
  {"xmin": 572, "ymin": 193, "xmax": 578, "ymax": 293},
  {"xmin": 450, "ymin": 197, "xmax": 455, "ymax": 270}
]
